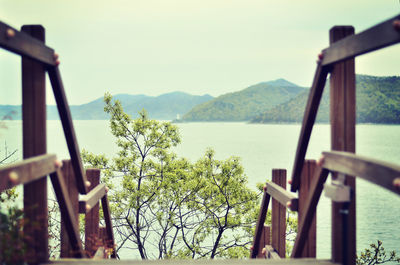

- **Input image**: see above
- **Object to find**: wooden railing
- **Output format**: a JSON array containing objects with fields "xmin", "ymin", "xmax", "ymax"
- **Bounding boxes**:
[
  {"xmin": 0, "ymin": 22, "xmax": 116, "ymax": 262},
  {"xmin": 2, "ymin": 13, "xmax": 400, "ymax": 265},
  {"xmin": 251, "ymin": 162, "xmax": 316, "ymax": 259},
  {"xmin": 252, "ymin": 14, "xmax": 400, "ymax": 264}
]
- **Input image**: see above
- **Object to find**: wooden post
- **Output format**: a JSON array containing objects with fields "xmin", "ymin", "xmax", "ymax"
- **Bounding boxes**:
[
  {"xmin": 98, "ymin": 226, "xmax": 108, "ymax": 258},
  {"xmin": 60, "ymin": 160, "xmax": 79, "ymax": 257},
  {"xmin": 271, "ymin": 169, "xmax": 286, "ymax": 258},
  {"xmin": 257, "ymin": 225, "xmax": 271, "ymax": 258},
  {"xmin": 298, "ymin": 160, "xmax": 317, "ymax": 257},
  {"xmin": 22, "ymin": 24, "xmax": 48, "ymax": 263},
  {"xmin": 330, "ymin": 26, "xmax": 356, "ymax": 265},
  {"xmin": 85, "ymin": 169, "xmax": 100, "ymax": 257}
]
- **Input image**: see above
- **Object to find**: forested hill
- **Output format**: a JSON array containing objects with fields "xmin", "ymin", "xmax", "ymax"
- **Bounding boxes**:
[
  {"xmin": 0, "ymin": 92, "xmax": 213, "ymax": 121},
  {"xmin": 180, "ymin": 79, "xmax": 305, "ymax": 121},
  {"xmin": 251, "ymin": 75, "xmax": 400, "ymax": 124}
]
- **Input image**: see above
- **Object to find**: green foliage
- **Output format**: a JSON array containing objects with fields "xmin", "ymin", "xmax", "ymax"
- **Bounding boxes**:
[
  {"xmin": 357, "ymin": 240, "xmax": 400, "ymax": 265},
  {"xmin": 0, "ymin": 139, "xmax": 26, "ymax": 264},
  {"xmin": 0, "ymin": 207, "xmax": 27, "ymax": 264},
  {"xmin": 82, "ymin": 93, "xmax": 259, "ymax": 259},
  {"xmin": 252, "ymin": 75, "xmax": 400, "ymax": 124},
  {"xmin": 356, "ymin": 75, "xmax": 400, "ymax": 123},
  {"xmin": 182, "ymin": 80, "xmax": 304, "ymax": 121}
]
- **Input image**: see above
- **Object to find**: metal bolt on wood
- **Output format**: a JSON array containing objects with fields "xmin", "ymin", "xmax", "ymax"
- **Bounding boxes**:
[
  {"xmin": 55, "ymin": 160, "xmax": 63, "ymax": 168},
  {"xmin": 262, "ymin": 247, "xmax": 266, "ymax": 255},
  {"xmin": 6, "ymin": 28, "xmax": 15, "ymax": 38},
  {"xmin": 393, "ymin": 178, "xmax": 400, "ymax": 189},
  {"xmin": 9, "ymin": 171, "xmax": 19, "ymax": 184},
  {"xmin": 316, "ymin": 52, "xmax": 324, "ymax": 64},
  {"xmin": 86, "ymin": 180, "xmax": 91, "ymax": 188},
  {"xmin": 317, "ymin": 156, "xmax": 325, "ymax": 167},
  {"xmin": 393, "ymin": 19, "xmax": 400, "ymax": 31}
]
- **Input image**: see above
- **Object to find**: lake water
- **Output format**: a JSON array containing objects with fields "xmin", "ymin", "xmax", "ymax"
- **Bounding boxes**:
[{"xmin": 1, "ymin": 121, "xmax": 399, "ymax": 259}]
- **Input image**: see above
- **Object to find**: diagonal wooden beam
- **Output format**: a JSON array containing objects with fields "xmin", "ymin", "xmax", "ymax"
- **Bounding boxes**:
[
  {"xmin": 47, "ymin": 66, "xmax": 88, "ymax": 194},
  {"xmin": 102, "ymin": 194, "xmax": 117, "ymax": 258},
  {"xmin": 290, "ymin": 64, "xmax": 331, "ymax": 192},
  {"xmin": 291, "ymin": 166, "xmax": 330, "ymax": 258},
  {"xmin": 250, "ymin": 187, "xmax": 271, "ymax": 258},
  {"xmin": 50, "ymin": 169, "xmax": 86, "ymax": 258}
]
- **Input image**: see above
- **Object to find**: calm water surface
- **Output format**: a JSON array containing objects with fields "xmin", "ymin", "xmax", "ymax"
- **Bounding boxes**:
[{"xmin": 1, "ymin": 121, "xmax": 399, "ymax": 258}]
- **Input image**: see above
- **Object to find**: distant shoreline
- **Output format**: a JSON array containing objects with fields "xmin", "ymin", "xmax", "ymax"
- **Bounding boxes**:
[{"xmin": 3, "ymin": 119, "xmax": 400, "ymax": 125}]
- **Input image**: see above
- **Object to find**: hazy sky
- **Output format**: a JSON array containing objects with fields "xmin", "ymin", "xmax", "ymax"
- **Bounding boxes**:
[{"xmin": 1, "ymin": 0, "xmax": 400, "ymax": 105}]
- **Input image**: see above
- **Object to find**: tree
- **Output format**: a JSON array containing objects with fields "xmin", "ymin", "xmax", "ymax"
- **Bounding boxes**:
[
  {"xmin": 82, "ymin": 93, "xmax": 259, "ymax": 259},
  {"xmin": 357, "ymin": 240, "xmax": 400, "ymax": 265},
  {"xmin": 175, "ymin": 149, "xmax": 259, "ymax": 259},
  {"xmin": 0, "ymin": 114, "xmax": 26, "ymax": 264}
]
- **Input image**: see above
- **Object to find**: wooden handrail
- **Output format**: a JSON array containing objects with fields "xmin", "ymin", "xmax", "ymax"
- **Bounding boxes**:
[
  {"xmin": 0, "ymin": 22, "xmax": 56, "ymax": 66},
  {"xmin": 48, "ymin": 66, "xmax": 88, "ymax": 194},
  {"xmin": 79, "ymin": 184, "xmax": 107, "ymax": 213},
  {"xmin": 290, "ymin": 64, "xmax": 331, "ymax": 192},
  {"xmin": 0, "ymin": 21, "xmax": 117, "ymax": 261},
  {"xmin": 321, "ymin": 15, "xmax": 400, "ymax": 66},
  {"xmin": 0, "ymin": 154, "xmax": 57, "ymax": 192},
  {"xmin": 266, "ymin": 182, "xmax": 298, "ymax": 211},
  {"xmin": 250, "ymin": 188, "xmax": 271, "ymax": 258},
  {"xmin": 322, "ymin": 151, "xmax": 400, "ymax": 195},
  {"xmin": 290, "ymin": 12, "xmax": 400, "ymax": 193}
]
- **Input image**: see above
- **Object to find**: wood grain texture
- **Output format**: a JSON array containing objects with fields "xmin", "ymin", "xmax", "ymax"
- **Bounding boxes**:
[
  {"xmin": 22, "ymin": 24, "xmax": 49, "ymax": 263},
  {"xmin": 298, "ymin": 160, "xmax": 317, "ymax": 258},
  {"xmin": 50, "ymin": 169, "xmax": 86, "ymax": 258},
  {"xmin": 290, "ymin": 64, "xmax": 331, "ymax": 192},
  {"xmin": 0, "ymin": 154, "xmax": 56, "ymax": 192},
  {"xmin": 47, "ymin": 66, "xmax": 88, "ymax": 194},
  {"xmin": 322, "ymin": 151, "xmax": 400, "ymax": 195},
  {"xmin": 321, "ymin": 15, "xmax": 400, "ymax": 66},
  {"xmin": 329, "ymin": 26, "xmax": 356, "ymax": 265},
  {"xmin": 266, "ymin": 182, "xmax": 298, "ymax": 211},
  {"xmin": 101, "ymin": 194, "xmax": 116, "ymax": 258},
  {"xmin": 292, "ymin": 167, "xmax": 329, "ymax": 258},
  {"xmin": 250, "ymin": 187, "xmax": 271, "ymax": 258},
  {"xmin": 271, "ymin": 169, "xmax": 286, "ymax": 258},
  {"xmin": 256, "ymin": 225, "xmax": 271, "ymax": 258},
  {"xmin": 60, "ymin": 160, "xmax": 80, "ymax": 258},
  {"xmin": 0, "ymin": 21, "xmax": 56, "ymax": 66},
  {"xmin": 85, "ymin": 169, "xmax": 101, "ymax": 257}
]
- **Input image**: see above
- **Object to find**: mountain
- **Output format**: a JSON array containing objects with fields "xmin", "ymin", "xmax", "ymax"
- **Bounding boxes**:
[
  {"xmin": 180, "ymin": 79, "xmax": 305, "ymax": 121},
  {"xmin": 251, "ymin": 75, "xmax": 400, "ymax": 124},
  {"xmin": 0, "ymin": 92, "xmax": 214, "ymax": 121}
]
